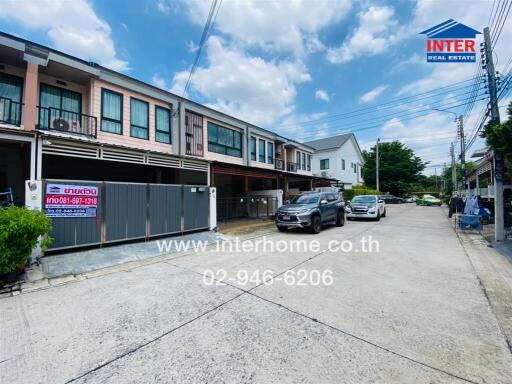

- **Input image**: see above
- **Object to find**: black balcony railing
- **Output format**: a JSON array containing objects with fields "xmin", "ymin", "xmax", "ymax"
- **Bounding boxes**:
[
  {"xmin": 287, "ymin": 162, "xmax": 298, "ymax": 172},
  {"xmin": 0, "ymin": 96, "xmax": 22, "ymax": 126},
  {"xmin": 38, "ymin": 106, "xmax": 97, "ymax": 138},
  {"xmin": 275, "ymin": 158, "xmax": 285, "ymax": 170}
]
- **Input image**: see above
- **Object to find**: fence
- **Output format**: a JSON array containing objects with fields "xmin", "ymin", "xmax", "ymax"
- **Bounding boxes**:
[
  {"xmin": 43, "ymin": 180, "xmax": 210, "ymax": 251},
  {"xmin": 217, "ymin": 196, "xmax": 278, "ymax": 221}
]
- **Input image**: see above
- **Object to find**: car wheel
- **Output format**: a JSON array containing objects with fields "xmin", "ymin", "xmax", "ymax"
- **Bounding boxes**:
[
  {"xmin": 309, "ymin": 215, "xmax": 322, "ymax": 234},
  {"xmin": 382, "ymin": 209, "xmax": 386, "ymax": 217},
  {"xmin": 277, "ymin": 226, "xmax": 287, "ymax": 232},
  {"xmin": 375, "ymin": 212, "xmax": 381, "ymax": 221},
  {"xmin": 336, "ymin": 210, "xmax": 345, "ymax": 226}
]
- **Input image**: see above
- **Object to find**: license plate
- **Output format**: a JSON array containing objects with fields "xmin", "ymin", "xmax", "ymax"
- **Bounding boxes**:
[{"xmin": 283, "ymin": 215, "xmax": 290, "ymax": 220}]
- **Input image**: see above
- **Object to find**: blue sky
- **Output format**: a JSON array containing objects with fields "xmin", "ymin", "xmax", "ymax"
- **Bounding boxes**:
[{"xmin": 1, "ymin": 0, "xmax": 510, "ymax": 175}]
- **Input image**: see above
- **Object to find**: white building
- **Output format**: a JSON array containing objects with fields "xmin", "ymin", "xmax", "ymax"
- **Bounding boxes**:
[{"xmin": 305, "ymin": 133, "xmax": 364, "ymax": 189}]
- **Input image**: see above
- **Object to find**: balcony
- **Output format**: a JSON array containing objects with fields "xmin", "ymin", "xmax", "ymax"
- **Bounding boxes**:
[
  {"xmin": 287, "ymin": 162, "xmax": 298, "ymax": 172},
  {"xmin": 38, "ymin": 106, "xmax": 97, "ymax": 138},
  {"xmin": 0, "ymin": 97, "xmax": 22, "ymax": 126},
  {"xmin": 275, "ymin": 158, "xmax": 285, "ymax": 170}
]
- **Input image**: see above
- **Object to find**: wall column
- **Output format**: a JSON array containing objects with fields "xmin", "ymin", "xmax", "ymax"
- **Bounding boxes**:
[{"xmin": 22, "ymin": 62, "xmax": 39, "ymax": 131}]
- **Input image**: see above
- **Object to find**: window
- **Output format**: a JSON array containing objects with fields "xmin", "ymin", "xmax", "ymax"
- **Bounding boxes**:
[
  {"xmin": 130, "ymin": 97, "xmax": 149, "ymax": 139},
  {"xmin": 250, "ymin": 136, "xmax": 256, "ymax": 161},
  {"xmin": 40, "ymin": 83, "xmax": 82, "ymax": 129},
  {"xmin": 259, "ymin": 139, "xmax": 266, "ymax": 162},
  {"xmin": 327, "ymin": 193, "xmax": 338, "ymax": 202},
  {"xmin": 101, "ymin": 88, "xmax": 123, "ymax": 134},
  {"xmin": 307, "ymin": 154, "xmax": 311, "ymax": 171},
  {"xmin": 0, "ymin": 73, "xmax": 23, "ymax": 125},
  {"xmin": 267, "ymin": 142, "xmax": 274, "ymax": 164},
  {"xmin": 320, "ymin": 159, "xmax": 329, "ymax": 170},
  {"xmin": 341, "ymin": 159, "xmax": 345, "ymax": 170},
  {"xmin": 155, "ymin": 106, "xmax": 171, "ymax": 144},
  {"xmin": 296, "ymin": 151, "xmax": 301, "ymax": 167},
  {"xmin": 301, "ymin": 152, "xmax": 306, "ymax": 170},
  {"xmin": 208, "ymin": 122, "xmax": 242, "ymax": 157},
  {"xmin": 354, "ymin": 163, "xmax": 358, "ymax": 174}
]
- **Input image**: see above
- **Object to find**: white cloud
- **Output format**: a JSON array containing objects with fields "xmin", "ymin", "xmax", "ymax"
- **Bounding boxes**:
[
  {"xmin": 179, "ymin": 0, "xmax": 352, "ymax": 57},
  {"xmin": 171, "ymin": 37, "xmax": 311, "ymax": 126},
  {"xmin": 327, "ymin": 6, "xmax": 399, "ymax": 63},
  {"xmin": 315, "ymin": 89, "xmax": 330, "ymax": 102},
  {"xmin": 360, "ymin": 85, "xmax": 388, "ymax": 103},
  {"xmin": 151, "ymin": 74, "xmax": 169, "ymax": 91},
  {"xmin": 0, "ymin": 0, "xmax": 129, "ymax": 72}
]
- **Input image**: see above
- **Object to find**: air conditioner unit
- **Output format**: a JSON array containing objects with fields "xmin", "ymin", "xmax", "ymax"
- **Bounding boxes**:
[
  {"xmin": 321, "ymin": 171, "xmax": 328, "ymax": 177},
  {"xmin": 51, "ymin": 117, "xmax": 80, "ymax": 133}
]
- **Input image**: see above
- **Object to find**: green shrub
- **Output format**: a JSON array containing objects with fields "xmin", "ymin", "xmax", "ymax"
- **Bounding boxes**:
[
  {"xmin": 343, "ymin": 187, "xmax": 379, "ymax": 201},
  {"xmin": 0, "ymin": 207, "xmax": 52, "ymax": 274}
]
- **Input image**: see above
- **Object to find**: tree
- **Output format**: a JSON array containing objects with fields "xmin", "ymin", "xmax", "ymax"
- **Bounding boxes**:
[
  {"xmin": 442, "ymin": 161, "xmax": 476, "ymax": 194},
  {"xmin": 483, "ymin": 101, "xmax": 512, "ymax": 169},
  {"xmin": 362, "ymin": 141, "xmax": 427, "ymax": 196}
]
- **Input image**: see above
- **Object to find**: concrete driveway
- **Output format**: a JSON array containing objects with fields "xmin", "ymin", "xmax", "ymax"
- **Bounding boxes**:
[{"xmin": 1, "ymin": 204, "xmax": 511, "ymax": 383}]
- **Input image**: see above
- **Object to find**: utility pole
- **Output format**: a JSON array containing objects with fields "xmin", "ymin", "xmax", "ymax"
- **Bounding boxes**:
[
  {"xmin": 483, "ymin": 26, "xmax": 504, "ymax": 241},
  {"xmin": 450, "ymin": 143, "xmax": 457, "ymax": 192},
  {"xmin": 376, "ymin": 138, "xmax": 380, "ymax": 192},
  {"xmin": 458, "ymin": 115, "xmax": 466, "ymax": 192},
  {"xmin": 434, "ymin": 168, "xmax": 438, "ymax": 191},
  {"xmin": 443, "ymin": 162, "xmax": 447, "ymax": 194}
]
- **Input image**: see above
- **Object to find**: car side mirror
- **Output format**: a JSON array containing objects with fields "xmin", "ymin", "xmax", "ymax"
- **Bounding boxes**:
[
  {"xmin": 284, "ymin": 199, "xmax": 290, "ymax": 204},
  {"xmin": 320, "ymin": 199, "xmax": 328, "ymax": 205},
  {"xmin": 346, "ymin": 200, "xmax": 350, "ymax": 204},
  {"xmin": 378, "ymin": 200, "xmax": 384, "ymax": 204}
]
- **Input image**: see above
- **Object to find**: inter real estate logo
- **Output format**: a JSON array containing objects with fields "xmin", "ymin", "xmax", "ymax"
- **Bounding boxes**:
[{"xmin": 420, "ymin": 19, "xmax": 481, "ymax": 63}]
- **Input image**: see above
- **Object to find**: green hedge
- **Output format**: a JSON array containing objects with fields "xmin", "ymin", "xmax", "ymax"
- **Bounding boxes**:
[
  {"xmin": 0, "ymin": 207, "xmax": 52, "ymax": 274},
  {"xmin": 343, "ymin": 187, "xmax": 379, "ymax": 201}
]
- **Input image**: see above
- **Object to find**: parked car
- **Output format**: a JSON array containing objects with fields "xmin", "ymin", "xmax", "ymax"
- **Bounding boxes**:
[
  {"xmin": 346, "ymin": 195, "xmax": 386, "ymax": 221},
  {"xmin": 379, "ymin": 194, "xmax": 403, "ymax": 204},
  {"xmin": 416, "ymin": 194, "xmax": 442, "ymax": 206},
  {"xmin": 276, "ymin": 192, "xmax": 345, "ymax": 234},
  {"xmin": 404, "ymin": 195, "xmax": 418, "ymax": 203}
]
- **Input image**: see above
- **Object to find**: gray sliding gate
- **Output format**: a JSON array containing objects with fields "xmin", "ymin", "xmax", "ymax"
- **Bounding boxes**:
[{"xmin": 44, "ymin": 180, "xmax": 209, "ymax": 251}]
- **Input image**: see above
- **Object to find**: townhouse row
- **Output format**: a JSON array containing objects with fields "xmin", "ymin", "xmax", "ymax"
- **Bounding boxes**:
[{"xmin": 1, "ymin": 31, "xmax": 349, "ymax": 241}]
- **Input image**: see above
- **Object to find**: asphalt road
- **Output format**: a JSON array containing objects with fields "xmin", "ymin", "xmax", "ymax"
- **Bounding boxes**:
[{"xmin": 1, "ymin": 204, "xmax": 511, "ymax": 383}]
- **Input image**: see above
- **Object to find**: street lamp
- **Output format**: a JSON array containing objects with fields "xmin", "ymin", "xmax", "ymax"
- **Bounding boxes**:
[{"xmin": 431, "ymin": 108, "xmax": 466, "ymax": 192}]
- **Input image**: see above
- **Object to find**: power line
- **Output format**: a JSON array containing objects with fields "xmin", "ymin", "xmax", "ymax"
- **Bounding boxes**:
[
  {"xmin": 181, "ymin": 0, "xmax": 222, "ymax": 98},
  {"xmin": 277, "ymin": 77, "xmax": 479, "ymax": 129},
  {"xmin": 492, "ymin": 0, "xmax": 511, "ymax": 48},
  {"xmin": 294, "ymin": 99, "xmax": 484, "ymax": 140},
  {"xmin": 296, "ymin": 95, "xmax": 487, "ymax": 142}
]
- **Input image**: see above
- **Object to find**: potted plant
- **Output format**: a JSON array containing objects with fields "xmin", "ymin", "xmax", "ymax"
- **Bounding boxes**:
[{"xmin": 0, "ymin": 207, "xmax": 52, "ymax": 284}]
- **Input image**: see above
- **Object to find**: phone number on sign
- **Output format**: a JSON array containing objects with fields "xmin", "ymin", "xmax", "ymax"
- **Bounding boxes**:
[{"xmin": 203, "ymin": 269, "xmax": 334, "ymax": 286}]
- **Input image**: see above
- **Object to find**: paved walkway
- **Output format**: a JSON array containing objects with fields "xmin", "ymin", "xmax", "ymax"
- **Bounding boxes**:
[{"xmin": 1, "ymin": 205, "xmax": 511, "ymax": 383}]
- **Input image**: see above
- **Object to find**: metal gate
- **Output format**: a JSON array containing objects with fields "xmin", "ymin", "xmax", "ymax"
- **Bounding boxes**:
[
  {"xmin": 43, "ymin": 180, "xmax": 210, "ymax": 251},
  {"xmin": 217, "ymin": 196, "xmax": 278, "ymax": 221}
]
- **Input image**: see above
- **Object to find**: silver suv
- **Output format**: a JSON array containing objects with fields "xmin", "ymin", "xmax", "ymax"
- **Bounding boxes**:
[{"xmin": 276, "ymin": 192, "xmax": 345, "ymax": 234}]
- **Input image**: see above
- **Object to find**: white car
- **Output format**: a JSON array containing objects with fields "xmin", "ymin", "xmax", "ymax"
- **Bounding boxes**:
[{"xmin": 346, "ymin": 195, "xmax": 386, "ymax": 221}]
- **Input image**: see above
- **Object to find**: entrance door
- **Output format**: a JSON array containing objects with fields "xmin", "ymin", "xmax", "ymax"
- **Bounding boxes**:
[{"xmin": 39, "ymin": 84, "xmax": 82, "ymax": 131}]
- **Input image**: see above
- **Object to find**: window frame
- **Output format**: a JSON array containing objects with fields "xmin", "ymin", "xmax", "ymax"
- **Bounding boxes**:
[
  {"xmin": 258, "ymin": 138, "xmax": 266, "ymax": 162},
  {"xmin": 341, "ymin": 159, "xmax": 346, "ymax": 170},
  {"xmin": 301, "ymin": 152, "xmax": 306, "ymax": 170},
  {"xmin": 207, "ymin": 121, "xmax": 243, "ymax": 158},
  {"xmin": 320, "ymin": 158, "xmax": 330, "ymax": 170},
  {"xmin": 267, "ymin": 141, "xmax": 274, "ymax": 164},
  {"xmin": 100, "ymin": 88, "xmax": 123, "ymax": 135},
  {"xmin": 130, "ymin": 96, "xmax": 149, "ymax": 140},
  {"xmin": 155, "ymin": 105, "xmax": 172, "ymax": 144},
  {"xmin": 307, "ymin": 154, "xmax": 311, "ymax": 171}
]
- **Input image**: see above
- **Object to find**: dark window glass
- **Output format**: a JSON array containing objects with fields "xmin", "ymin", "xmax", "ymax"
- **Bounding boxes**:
[
  {"xmin": 307, "ymin": 154, "xmax": 311, "ymax": 171},
  {"xmin": 259, "ymin": 139, "xmax": 265, "ymax": 162},
  {"xmin": 207, "ymin": 122, "xmax": 242, "ymax": 158},
  {"xmin": 267, "ymin": 142, "xmax": 274, "ymax": 164},
  {"xmin": 155, "ymin": 106, "xmax": 171, "ymax": 144},
  {"xmin": 130, "ymin": 98, "xmax": 149, "ymax": 139},
  {"xmin": 320, "ymin": 159, "xmax": 329, "ymax": 170},
  {"xmin": 101, "ymin": 89, "xmax": 122, "ymax": 134},
  {"xmin": 250, "ymin": 136, "xmax": 256, "ymax": 161}
]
